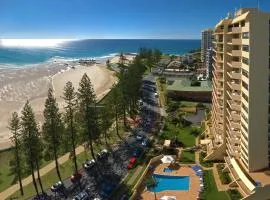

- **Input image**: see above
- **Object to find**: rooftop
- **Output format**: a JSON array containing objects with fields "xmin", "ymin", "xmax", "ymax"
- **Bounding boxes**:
[{"xmin": 167, "ymin": 78, "xmax": 212, "ymax": 92}]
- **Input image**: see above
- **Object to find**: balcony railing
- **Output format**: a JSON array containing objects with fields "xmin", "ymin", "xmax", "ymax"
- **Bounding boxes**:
[
  {"xmin": 227, "ymin": 71, "xmax": 241, "ymax": 79},
  {"xmin": 227, "ymin": 100, "xmax": 241, "ymax": 112},
  {"xmin": 227, "ymin": 81, "xmax": 241, "ymax": 90}
]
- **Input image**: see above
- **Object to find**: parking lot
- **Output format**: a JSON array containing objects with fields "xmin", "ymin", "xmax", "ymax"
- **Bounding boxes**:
[{"xmin": 36, "ymin": 75, "xmax": 161, "ymax": 200}]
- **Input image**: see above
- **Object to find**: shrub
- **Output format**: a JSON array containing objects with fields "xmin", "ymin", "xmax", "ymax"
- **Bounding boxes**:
[
  {"xmin": 199, "ymin": 151, "xmax": 214, "ymax": 168},
  {"xmin": 190, "ymin": 127, "xmax": 201, "ymax": 137},
  {"xmin": 227, "ymin": 189, "xmax": 243, "ymax": 200},
  {"xmin": 216, "ymin": 164, "xmax": 231, "ymax": 184},
  {"xmin": 190, "ymin": 80, "xmax": 201, "ymax": 87}
]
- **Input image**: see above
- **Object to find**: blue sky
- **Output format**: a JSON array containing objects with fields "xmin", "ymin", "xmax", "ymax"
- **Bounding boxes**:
[{"xmin": 0, "ymin": 0, "xmax": 269, "ymax": 39}]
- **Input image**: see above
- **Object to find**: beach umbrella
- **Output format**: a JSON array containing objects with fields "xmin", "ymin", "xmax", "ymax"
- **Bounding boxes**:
[
  {"xmin": 160, "ymin": 196, "xmax": 176, "ymax": 200},
  {"xmin": 161, "ymin": 155, "xmax": 174, "ymax": 164}
]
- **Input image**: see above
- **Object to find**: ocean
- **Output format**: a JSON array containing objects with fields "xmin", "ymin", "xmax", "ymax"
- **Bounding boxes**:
[{"xmin": 0, "ymin": 39, "xmax": 200, "ymax": 67}]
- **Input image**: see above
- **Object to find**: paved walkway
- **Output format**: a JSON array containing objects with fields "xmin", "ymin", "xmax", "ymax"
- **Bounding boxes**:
[
  {"xmin": 127, "ymin": 166, "xmax": 143, "ymax": 186},
  {"xmin": 0, "ymin": 145, "xmax": 85, "ymax": 200}
]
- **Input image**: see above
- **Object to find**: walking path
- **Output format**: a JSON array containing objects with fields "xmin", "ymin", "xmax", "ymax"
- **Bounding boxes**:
[
  {"xmin": 127, "ymin": 166, "xmax": 143, "ymax": 186},
  {"xmin": 0, "ymin": 145, "xmax": 85, "ymax": 200}
]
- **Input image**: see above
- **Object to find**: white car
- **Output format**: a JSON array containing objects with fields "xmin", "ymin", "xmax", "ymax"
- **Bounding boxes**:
[{"xmin": 154, "ymin": 92, "xmax": 158, "ymax": 97}]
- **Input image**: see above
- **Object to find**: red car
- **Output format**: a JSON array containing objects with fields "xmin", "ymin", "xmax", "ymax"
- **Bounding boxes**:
[
  {"xmin": 128, "ymin": 157, "xmax": 137, "ymax": 169},
  {"xmin": 70, "ymin": 172, "xmax": 82, "ymax": 184}
]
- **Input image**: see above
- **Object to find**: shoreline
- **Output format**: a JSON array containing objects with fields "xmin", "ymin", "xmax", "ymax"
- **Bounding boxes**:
[
  {"xmin": 0, "ymin": 53, "xmax": 136, "ymax": 150},
  {"xmin": 0, "ymin": 54, "xmax": 135, "ymax": 150}
]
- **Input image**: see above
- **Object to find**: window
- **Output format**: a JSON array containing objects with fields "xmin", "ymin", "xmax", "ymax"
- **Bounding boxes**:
[
  {"xmin": 241, "ymin": 21, "xmax": 245, "ymax": 27},
  {"xmin": 242, "ymin": 81, "xmax": 249, "ymax": 91},
  {"xmin": 242, "ymin": 113, "xmax": 248, "ymax": 123},
  {"xmin": 242, "ymin": 57, "xmax": 249, "ymax": 65},
  {"xmin": 242, "ymin": 123, "xmax": 248, "ymax": 133},
  {"xmin": 242, "ymin": 68, "xmax": 249, "ymax": 78},
  {"xmin": 242, "ymin": 93, "xmax": 249, "ymax": 103},
  {"xmin": 242, "ymin": 32, "xmax": 249, "ymax": 39},
  {"xmin": 242, "ymin": 104, "xmax": 248, "ymax": 114},
  {"xmin": 242, "ymin": 45, "xmax": 249, "ymax": 52}
]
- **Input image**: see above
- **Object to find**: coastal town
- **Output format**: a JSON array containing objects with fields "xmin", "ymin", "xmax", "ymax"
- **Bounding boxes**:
[{"xmin": 0, "ymin": 6, "xmax": 270, "ymax": 200}]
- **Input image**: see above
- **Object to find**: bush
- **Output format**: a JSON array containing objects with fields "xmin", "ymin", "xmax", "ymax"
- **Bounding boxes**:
[
  {"xmin": 216, "ymin": 164, "xmax": 231, "ymax": 184},
  {"xmin": 199, "ymin": 151, "xmax": 214, "ymax": 168},
  {"xmin": 227, "ymin": 189, "xmax": 243, "ymax": 200},
  {"xmin": 196, "ymin": 103, "xmax": 205, "ymax": 109},
  {"xmin": 190, "ymin": 127, "xmax": 201, "ymax": 137},
  {"xmin": 190, "ymin": 80, "xmax": 201, "ymax": 87}
]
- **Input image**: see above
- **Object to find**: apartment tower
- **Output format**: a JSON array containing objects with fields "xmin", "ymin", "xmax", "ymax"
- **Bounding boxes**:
[{"xmin": 204, "ymin": 8, "xmax": 270, "ymax": 199}]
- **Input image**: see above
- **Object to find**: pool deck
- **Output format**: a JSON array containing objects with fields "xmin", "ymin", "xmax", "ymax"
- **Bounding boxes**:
[{"xmin": 141, "ymin": 163, "xmax": 200, "ymax": 200}]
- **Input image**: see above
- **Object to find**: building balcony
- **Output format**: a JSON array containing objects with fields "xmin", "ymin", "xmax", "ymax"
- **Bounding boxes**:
[
  {"xmin": 226, "ymin": 124, "xmax": 241, "ymax": 138},
  {"xmin": 212, "ymin": 63, "xmax": 223, "ymax": 72},
  {"xmin": 227, "ymin": 71, "xmax": 241, "ymax": 80},
  {"xmin": 232, "ymin": 27, "xmax": 242, "ymax": 33},
  {"xmin": 227, "ymin": 116, "xmax": 241, "ymax": 131},
  {"xmin": 227, "ymin": 108, "xmax": 241, "ymax": 122},
  {"xmin": 227, "ymin": 81, "xmax": 241, "ymax": 90},
  {"xmin": 227, "ymin": 90, "xmax": 241, "ymax": 101},
  {"xmin": 232, "ymin": 50, "xmax": 242, "ymax": 57},
  {"xmin": 227, "ymin": 100, "xmax": 241, "ymax": 112},
  {"xmin": 232, "ymin": 38, "xmax": 242, "ymax": 45},
  {"xmin": 227, "ymin": 61, "xmax": 241, "ymax": 68},
  {"xmin": 226, "ymin": 142, "xmax": 241, "ymax": 158}
]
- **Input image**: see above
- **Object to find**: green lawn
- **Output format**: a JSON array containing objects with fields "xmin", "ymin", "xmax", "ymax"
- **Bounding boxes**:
[
  {"xmin": 201, "ymin": 170, "xmax": 230, "ymax": 200},
  {"xmin": 180, "ymin": 150, "xmax": 195, "ymax": 163},
  {"xmin": 0, "ymin": 149, "xmax": 15, "ymax": 192},
  {"xmin": 161, "ymin": 123, "xmax": 196, "ymax": 147}
]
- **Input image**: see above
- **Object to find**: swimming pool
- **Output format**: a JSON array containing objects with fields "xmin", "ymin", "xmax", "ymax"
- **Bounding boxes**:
[{"xmin": 148, "ymin": 174, "xmax": 190, "ymax": 192}]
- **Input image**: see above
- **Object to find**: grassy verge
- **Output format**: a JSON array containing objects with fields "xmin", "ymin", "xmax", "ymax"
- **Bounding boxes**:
[
  {"xmin": 0, "ymin": 149, "xmax": 14, "ymax": 192},
  {"xmin": 160, "ymin": 122, "xmax": 196, "ymax": 147},
  {"xmin": 180, "ymin": 150, "xmax": 195, "ymax": 164},
  {"xmin": 156, "ymin": 77, "xmax": 167, "ymax": 107},
  {"xmin": 201, "ymin": 170, "xmax": 230, "ymax": 200}
]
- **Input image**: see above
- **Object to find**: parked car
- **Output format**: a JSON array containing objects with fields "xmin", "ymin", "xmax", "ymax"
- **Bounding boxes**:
[
  {"xmin": 97, "ymin": 149, "xmax": 109, "ymax": 160},
  {"xmin": 72, "ymin": 191, "xmax": 89, "ymax": 200},
  {"xmin": 83, "ymin": 159, "xmax": 95, "ymax": 170},
  {"xmin": 136, "ymin": 134, "xmax": 143, "ymax": 141},
  {"xmin": 132, "ymin": 148, "xmax": 142, "ymax": 157},
  {"xmin": 70, "ymin": 172, "xmax": 82, "ymax": 184},
  {"xmin": 142, "ymin": 138, "xmax": 149, "ymax": 146},
  {"xmin": 128, "ymin": 157, "xmax": 137, "ymax": 169},
  {"xmin": 51, "ymin": 181, "xmax": 64, "ymax": 193},
  {"xmin": 154, "ymin": 92, "xmax": 158, "ymax": 97}
]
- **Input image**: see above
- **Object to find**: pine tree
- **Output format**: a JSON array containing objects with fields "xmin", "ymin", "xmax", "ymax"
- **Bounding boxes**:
[
  {"xmin": 63, "ymin": 81, "xmax": 78, "ymax": 173},
  {"xmin": 20, "ymin": 101, "xmax": 40, "ymax": 196},
  {"xmin": 9, "ymin": 112, "xmax": 24, "ymax": 196},
  {"xmin": 77, "ymin": 73, "xmax": 97, "ymax": 160},
  {"xmin": 43, "ymin": 88, "xmax": 63, "ymax": 182}
]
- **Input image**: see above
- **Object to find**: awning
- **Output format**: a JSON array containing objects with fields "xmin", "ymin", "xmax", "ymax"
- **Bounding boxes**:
[
  {"xmin": 160, "ymin": 196, "xmax": 176, "ymax": 200},
  {"xmin": 231, "ymin": 157, "xmax": 256, "ymax": 191},
  {"xmin": 161, "ymin": 155, "xmax": 174, "ymax": 164}
]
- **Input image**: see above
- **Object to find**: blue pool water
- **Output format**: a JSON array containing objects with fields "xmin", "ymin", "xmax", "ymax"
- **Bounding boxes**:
[
  {"xmin": 163, "ymin": 168, "xmax": 173, "ymax": 173},
  {"xmin": 149, "ymin": 174, "xmax": 190, "ymax": 192}
]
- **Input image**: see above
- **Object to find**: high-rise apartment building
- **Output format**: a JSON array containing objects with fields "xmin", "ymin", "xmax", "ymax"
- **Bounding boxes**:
[
  {"xmin": 205, "ymin": 47, "xmax": 213, "ymax": 80},
  {"xmin": 204, "ymin": 8, "xmax": 270, "ymax": 199}
]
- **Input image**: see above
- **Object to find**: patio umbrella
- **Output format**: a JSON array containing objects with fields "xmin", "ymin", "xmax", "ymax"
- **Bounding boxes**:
[
  {"xmin": 160, "ymin": 196, "xmax": 176, "ymax": 200},
  {"xmin": 161, "ymin": 155, "xmax": 174, "ymax": 164}
]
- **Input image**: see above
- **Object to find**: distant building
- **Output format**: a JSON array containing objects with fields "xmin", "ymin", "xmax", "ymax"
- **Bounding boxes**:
[
  {"xmin": 201, "ymin": 29, "xmax": 213, "ymax": 64},
  {"xmin": 205, "ymin": 47, "xmax": 213, "ymax": 80},
  {"xmin": 181, "ymin": 54, "xmax": 194, "ymax": 64},
  {"xmin": 167, "ymin": 78, "xmax": 212, "ymax": 102}
]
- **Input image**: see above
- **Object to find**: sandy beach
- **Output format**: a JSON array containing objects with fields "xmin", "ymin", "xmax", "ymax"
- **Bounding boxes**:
[{"xmin": 0, "ymin": 59, "xmax": 117, "ymax": 150}]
